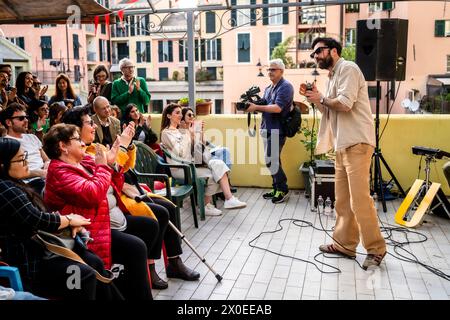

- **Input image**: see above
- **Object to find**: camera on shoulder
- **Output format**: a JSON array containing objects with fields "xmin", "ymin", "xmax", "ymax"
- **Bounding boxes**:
[{"xmin": 236, "ymin": 85, "xmax": 265, "ymax": 111}]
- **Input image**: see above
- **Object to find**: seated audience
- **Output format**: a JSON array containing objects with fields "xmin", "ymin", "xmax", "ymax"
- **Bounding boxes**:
[
  {"xmin": 61, "ymin": 106, "xmax": 200, "ymax": 289},
  {"xmin": 92, "ymin": 96, "xmax": 121, "ymax": 147},
  {"xmin": 110, "ymin": 105, "xmax": 121, "ymax": 120},
  {"xmin": 0, "ymin": 103, "xmax": 49, "ymax": 194},
  {"xmin": 32, "ymin": 75, "xmax": 49, "ymax": 102},
  {"xmin": 28, "ymin": 99, "xmax": 50, "ymax": 139},
  {"xmin": 0, "ymin": 137, "xmax": 112, "ymax": 300},
  {"xmin": 160, "ymin": 104, "xmax": 246, "ymax": 216},
  {"xmin": 48, "ymin": 74, "xmax": 82, "ymax": 108},
  {"xmin": 49, "ymin": 102, "xmax": 67, "ymax": 127},
  {"xmin": 87, "ymin": 65, "xmax": 113, "ymax": 104},
  {"xmin": 15, "ymin": 72, "xmax": 37, "ymax": 106},
  {"xmin": 121, "ymin": 103, "xmax": 158, "ymax": 148}
]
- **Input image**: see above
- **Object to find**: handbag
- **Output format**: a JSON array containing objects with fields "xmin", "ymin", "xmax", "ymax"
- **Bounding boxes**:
[{"xmin": 32, "ymin": 230, "xmax": 115, "ymax": 284}]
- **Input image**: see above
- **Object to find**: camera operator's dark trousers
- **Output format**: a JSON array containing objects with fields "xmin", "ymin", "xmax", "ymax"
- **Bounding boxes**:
[{"xmin": 262, "ymin": 130, "xmax": 288, "ymax": 193}]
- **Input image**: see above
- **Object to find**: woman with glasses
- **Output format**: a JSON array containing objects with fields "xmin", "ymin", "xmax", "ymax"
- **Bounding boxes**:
[
  {"xmin": 87, "ymin": 65, "xmax": 112, "ymax": 105},
  {"xmin": 161, "ymin": 104, "xmax": 247, "ymax": 217},
  {"xmin": 32, "ymin": 75, "xmax": 48, "ymax": 102},
  {"xmin": 121, "ymin": 103, "xmax": 158, "ymax": 149},
  {"xmin": 43, "ymin": 124, "xmax": 154, "ymax": 299},
  {"xmin": 48, "ymin": 74, "xmax": 82, "ymax": 108},
  {"xmin": 0, "ymin": 137, "xmax": 114, "ymax": 300}
]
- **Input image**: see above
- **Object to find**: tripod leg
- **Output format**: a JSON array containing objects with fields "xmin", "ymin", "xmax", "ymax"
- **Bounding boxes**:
[
  {"xmin": 375, "ymin": 154, "xmax": 388, "ymax": 212},
  {"xmin": 379, "ymin": 153, "xmax": 406, "ymax": 197},
  {"xmin": 168, "ymin": 221, "xmax": 223, "ymax": 282}
]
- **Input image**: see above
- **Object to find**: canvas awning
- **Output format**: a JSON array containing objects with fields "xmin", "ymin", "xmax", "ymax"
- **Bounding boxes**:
[{"xmin": 0, "ymin": 0, "xmax": 111, "ymax": 24}]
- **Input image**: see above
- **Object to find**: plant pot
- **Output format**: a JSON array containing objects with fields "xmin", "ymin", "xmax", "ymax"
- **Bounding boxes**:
[{"xmin": 195, "ymin": 101, "xmax": 212, "ymax": 115}]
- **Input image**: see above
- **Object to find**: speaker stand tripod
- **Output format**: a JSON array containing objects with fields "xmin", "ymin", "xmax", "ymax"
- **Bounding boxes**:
[{"xmin": 371, "ymin": 81, "xmax": 406, "ymax": 212}]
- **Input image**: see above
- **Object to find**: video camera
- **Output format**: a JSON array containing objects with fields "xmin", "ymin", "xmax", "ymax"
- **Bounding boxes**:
[{"xmin": 236, "ymin": 85, "xmax": 265, "ymax": 111}]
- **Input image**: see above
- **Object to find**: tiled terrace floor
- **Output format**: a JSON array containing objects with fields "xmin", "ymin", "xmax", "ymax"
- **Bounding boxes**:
[{"xmin": 152, "ymin": 188, "xmax": 450, "ymax": 300}]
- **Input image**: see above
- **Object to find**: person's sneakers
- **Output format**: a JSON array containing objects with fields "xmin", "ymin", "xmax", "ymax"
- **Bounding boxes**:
[
  {"xmin": 272, "ymin": 190, "xmax": 289, "ymax": 204},
  {"xmin": 362, "ymin": 252, "xmax": 386, "ymax": 270},
  {"xmin": 166, "ymin": 257, "xmax": 200, "ymax": 281},
  {"xmin": 224, "ymin": 196, "xmax": 247, "ymax": 209},
  {"xmin": 319, "ymin": 243, "xmax": 356, "ymax": 259},
  {"xmin": 205, "ymin": 203, "xmax": 222, "ymax": 216},
  {"xmin": 263, "ymin": 189, "xmax": 276, "ymax": 199}
]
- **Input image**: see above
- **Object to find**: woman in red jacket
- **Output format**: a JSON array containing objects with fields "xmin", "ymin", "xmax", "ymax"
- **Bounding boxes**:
[{"xmin": 43, "ymin": 124, "xmax": 153, "ymax": 300}]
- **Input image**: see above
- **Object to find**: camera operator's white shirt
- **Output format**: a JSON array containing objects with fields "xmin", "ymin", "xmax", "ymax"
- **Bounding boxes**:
[{"xmin": 316, "ymin": 58, "xmax": 375, "ymax": 154}]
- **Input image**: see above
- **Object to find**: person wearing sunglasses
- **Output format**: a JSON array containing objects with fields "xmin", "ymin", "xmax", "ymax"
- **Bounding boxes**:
[
  {"xmin": 245, "ymin": 58, "xmax": 294, "ymax": 204},
  {"xmin": 0, "ymin": 103, "xmax": 49, "ymax": 195},
  {"xmin": 301, "ymin": 37, "xmax": 386, "ymax": 270},
  {"xmin": 32, "ymin": 75, "xmax": 48, "ymax": 102}
]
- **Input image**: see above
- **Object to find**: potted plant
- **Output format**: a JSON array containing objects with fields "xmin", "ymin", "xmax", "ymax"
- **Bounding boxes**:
[
  {"xmin": 177, "ymin": 97, "xmax": 212, "ymax": 115},
  {"xmin": 299, "ymin": 119, "xmax": 327, "ymax": 197}
]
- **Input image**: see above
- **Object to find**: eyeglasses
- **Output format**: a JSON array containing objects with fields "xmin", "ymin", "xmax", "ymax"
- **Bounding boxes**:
[
  {"xmin": 123, "ymin": 66, "xmax": 135, "ymax": 70},
  {"xmin": 10, "ymin": 151, "xmax": 28, "ymax": 166},
  {"xmin": 10, "ymin": 115, "xmax": 29, "ymax": 121},
  {"xmin": 70, "ymin": 136, "xmax": 82, "ymax": 143},
  {"xmin": 267, "ymin": 68, "xmax": 281, "ymax": 72},
  {"xmin": 310, "ymin": 46, "xmax": 329, "ymax": 59},
  {"xmin": 83, "ymin": 119, "xmax": 94, "ymax": 126},
  {"xmin": 96, "ymin": 74, "xmax": 107, "ymax": 79},
  {"xmin": 186, "ymin": 113, "xmax": 195, "ymax": 118}
]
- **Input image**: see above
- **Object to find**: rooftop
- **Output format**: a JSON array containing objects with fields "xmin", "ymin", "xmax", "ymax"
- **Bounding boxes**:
[{"xmin": 151, "ymin": 188, "xmax": 450, "ymax": 300}]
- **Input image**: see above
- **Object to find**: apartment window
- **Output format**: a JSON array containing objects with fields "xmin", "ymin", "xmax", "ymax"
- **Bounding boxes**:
[
  {"xmin": 159, "ymin": 68, "xmax": 169, "ymax": 80},
  {"xmin": 300, "ymin": 6, "xmax": 326, "ymax": 24},
  {"xmin": 345, "ymin": 29, "xmax": 356, "ymax": 46},
  {"xmin": 40, "ymin": 36, "xmax": 52, "ymax": 59},
  {"xmin": 206, "ymin": 67, "xmax": 217, "ymax": 80},
  {"xmin": 206, "ymin": 12, "xmax": 216, "ymax": 33},
  {"xmin": 151, "ymin": 100, "xmax": 163, "ymax": 113},
  {"xmin": 158, "ymin": 41, "xmax": 173, "ymax": 62},
  {"xmin": 205, "ymin": 39, "xmax": 222, "ymax": 61},
  {"xmin": 368, "ymin": 86, "xmax": 380, "ymax": 100},
  {"xmin": 8, "ymin": 37, "xmax": 25, "ymax": 50},
  {"xmin": 137, "ymin": 68, "xmax": 147, "ymax": 79},
  {"xmin": 237, "ymin": 33, "xmax": 250, "ymax": 63},
  {"xmin": 237, "ymin": 0, "xmax": 251, "ymax": 26},
  {"xmin": 268, "ymin": 0, "xmax": 283, "ymax": 25},
  {"xmin": 136, "ymin": 41, "xmax": 151, "ymax": 63},
  {"xmin": 269, "ymin": 32, "xmax": 282, "ymax": 58},
  {"xmin": 435, "ymin": 20, "xmax": 450, "ymax": 37},
  {"xmin": 215, "ymin": 99, "xmax": 223, "ymax": 114},
  {"xmin": 345, "ymin": 4, "xmax": 359, "ymax": 13},
  {"xmin": 134, "ymin": 15, "xmax": 150, "ymax": 36},
  {"xmin": 101, "ymin": 23, "xmax": 106, "ymax": 34},
  {"xmin": 73, "ymin": 34, "xmax": 80, "ymax": 60},
  {"xmin": 447, "ymin": 55, "xmax": 450, "ymax": 73},
  {"xmin": 369, "ymin": 2, "xmax": 394, "ymax": 13}
]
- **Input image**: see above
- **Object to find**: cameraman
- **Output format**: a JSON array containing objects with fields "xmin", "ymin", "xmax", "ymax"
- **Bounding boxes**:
[{"xmin": 246, "ymin": 59, "xmax": 293, "ymax": 204}]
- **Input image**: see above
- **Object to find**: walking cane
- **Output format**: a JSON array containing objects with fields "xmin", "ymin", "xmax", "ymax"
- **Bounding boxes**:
[{"xmin": 134, "ymin": 193, "xmax": 223, "ymax": 282}]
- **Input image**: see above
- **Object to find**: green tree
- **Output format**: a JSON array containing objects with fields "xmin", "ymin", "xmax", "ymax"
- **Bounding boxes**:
[
  {"xmin": 271, "ymin": 36, "xmax": 295, "ymax": 68},
  {"xmin": 341, "ymin": 45, "xmax": 356, "ymax": 62}
]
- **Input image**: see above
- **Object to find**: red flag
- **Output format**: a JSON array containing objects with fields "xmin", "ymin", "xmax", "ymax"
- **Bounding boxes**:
[
  {"xmin": 94, "ymin": 15, "xmax": 99, "ymax": 36},
  {"xmin": 105, "ymin": 14, "xmax": 110, "ymax": 35},
  {"xmin": 117, "ymin": 9, "xmax": 124, "ymax": 23}
]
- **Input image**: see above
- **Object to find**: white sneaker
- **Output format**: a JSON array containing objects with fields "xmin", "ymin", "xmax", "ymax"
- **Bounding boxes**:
[
  {"xmin": 224, "ymin": 196, "xmax": 247, "ymax": 209},
  {"xmin": 205, "ymin": 203, "xmax": 222, "ymax": 216}
]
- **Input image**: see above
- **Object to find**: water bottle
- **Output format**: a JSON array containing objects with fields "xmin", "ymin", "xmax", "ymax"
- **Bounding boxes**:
[
  {"xmin": 324, "ymin": 197, "xmax": 332, "ymax": 216},
  {"xmin": 373, "ymin": 193, "xmax": 379, "ymax": 211},
  {"xmin": 317, "ymin": 195, "xmax": 324, "ymax": 213}
]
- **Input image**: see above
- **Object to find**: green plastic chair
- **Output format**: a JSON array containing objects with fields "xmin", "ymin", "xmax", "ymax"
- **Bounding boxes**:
[
  {"xmin": 160, "ymin": 145, "xmax": 211, "ymax": 221},
  {"xmin": 133, "ymin": 141, "xmax": 198, "ymax": 229}
]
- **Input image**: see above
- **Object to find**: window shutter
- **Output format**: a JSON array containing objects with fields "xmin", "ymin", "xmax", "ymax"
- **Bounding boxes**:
[
  {"xmin": 435, "ymin": 20, "xmax": 445, "ymax": 37},
  {"xmin": 195, "ymin": 39, "xmax": 199, "ymax": 62},
  {"xmin": 168, "ymin": 41, "xmax": 173, "ymax": 62},
  {"xmin": 206, "ymin": 12, "xmax": 216, "ymax": 33},
  {"xmin": 158, "ymin": 41, "xmax": 163, "ymax": 62},
  {"xmin": 146, "ymin": 41, "xmax": 151, "ymax": 62},
  {"xmin": 282, "ymin": 0, "xmax": 289, "ymax": 24},
  {"xmin": 136, "ymin": 41, "xmax": 142, "ymax": 63},
  {"xmin": 201, "ymin": 40, "xmax": 206, "ymax": 61},
  {"xmin": 18, "ymin": 37, "xmax": 25, "ymax": 50},
  {"xmin": 130, "ymin": 16, "xmax": 135, "ymax": 36},
  {"xmin": 250, "ymin": 0, "xmax": 256, "ymax": 26},
  {"xmin": 263, "ymin": 0, "xmax": 268, "ymax": 25},
  {"xmin": 217, "ymin": 38, "xmax": 222, "ymax": 61},
  {"xmin": 382, "ymin": 1, "xmax": 394, "ymax": 11},
  {"xmin": 99, "ymin": 39, "xmax": 103, "ymax": 62},
  {"xmin": 107, "ymin": 40, "xmax": 111, "ymax": 62},
  {"xmin": 231, "ymin": 0, "xmax": 237, "ymax": 27},
  {"xmin": 179, "ymin": 40, "xmax": 184, "ymax": 62}
]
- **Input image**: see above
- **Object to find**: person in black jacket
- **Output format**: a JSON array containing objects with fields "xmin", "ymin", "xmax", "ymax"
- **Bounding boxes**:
[
  {"xmin": 0, "ymin": 137, "xmax": 113, "ymax": 300},
  {"xmin": 121, "ymin": 103, "xmax": 157, "ymax": 147}
]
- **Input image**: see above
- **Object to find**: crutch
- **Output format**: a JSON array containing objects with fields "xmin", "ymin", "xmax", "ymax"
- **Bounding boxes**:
[{"xmin": 128, "ymin": 169, "xmax": 223, "ymax": 282}]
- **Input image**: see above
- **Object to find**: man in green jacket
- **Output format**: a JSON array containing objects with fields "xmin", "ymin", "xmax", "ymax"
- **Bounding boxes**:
[{"xmin": 112, "ymin": 58, "xmax": 151, "ymax": 114}]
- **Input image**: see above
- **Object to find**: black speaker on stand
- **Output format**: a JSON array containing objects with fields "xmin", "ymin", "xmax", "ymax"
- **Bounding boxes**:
[{"xmin": 356, "ymin": 19, "xmax": 408, "ymax": 212}]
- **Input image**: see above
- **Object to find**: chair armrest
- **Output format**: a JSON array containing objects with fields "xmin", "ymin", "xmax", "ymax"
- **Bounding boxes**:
[{"xmin": 133, "ymin": 170, "xmax": 172, "ymax": 199}]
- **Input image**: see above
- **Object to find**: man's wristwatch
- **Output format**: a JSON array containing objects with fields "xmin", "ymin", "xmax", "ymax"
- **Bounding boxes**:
[
  {"xmin": 66, "ymin": 215, "xmax": 73, "ymax": 226},
  {"xmin": 320, "ymin": 96, "xmax": 325, "ymax": 105}
]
